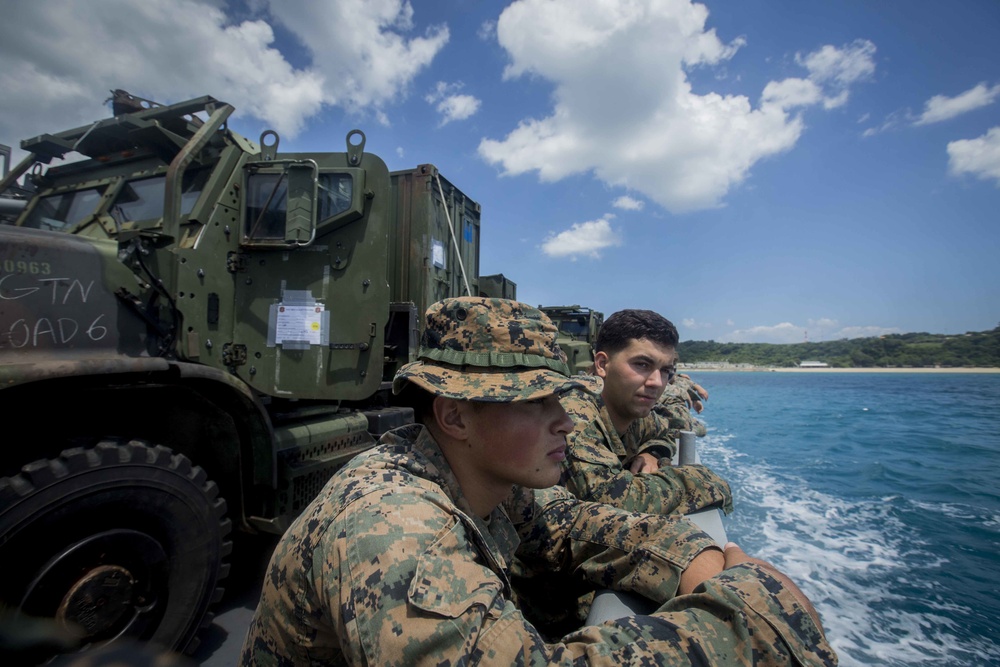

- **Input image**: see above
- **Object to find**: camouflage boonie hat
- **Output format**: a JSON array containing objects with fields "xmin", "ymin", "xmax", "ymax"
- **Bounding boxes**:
[{"xmin": 393, "ymin": 297, "xmax": 602, "ymax": 402}]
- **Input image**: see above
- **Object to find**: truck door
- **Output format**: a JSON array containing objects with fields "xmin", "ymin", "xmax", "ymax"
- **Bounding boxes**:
[{"xmin": 233, "ymin": 146, "xmax": 391, "ymax": 402}]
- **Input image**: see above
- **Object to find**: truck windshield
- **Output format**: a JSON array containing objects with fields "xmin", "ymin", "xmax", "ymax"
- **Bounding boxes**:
[
  {"xmin": 558, "ymin": 318, "xmax": 589, "ymax": 337},
  {"xmin": 22, "ymin": 188, "xmax": 103, "ymax": 231},
  {"xmin": 109, "ymin": 170, "xmax": 210, "ymax": 225}
]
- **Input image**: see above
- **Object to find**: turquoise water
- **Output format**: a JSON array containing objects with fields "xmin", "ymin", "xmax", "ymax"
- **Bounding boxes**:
[{"xmin": 693, "ymin": 372, "xmax": 1000, "ymax": 666}]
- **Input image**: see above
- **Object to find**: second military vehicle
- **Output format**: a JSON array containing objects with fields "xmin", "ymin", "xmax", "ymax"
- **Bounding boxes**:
[{"xmin": 540, "ymin": 304, "xmax": 604, "ymax": 374}]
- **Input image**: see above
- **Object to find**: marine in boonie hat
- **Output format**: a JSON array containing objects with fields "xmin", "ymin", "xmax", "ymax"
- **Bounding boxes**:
[{"xmin": 392, "ymin": 297, "xmax": 602, "ymax": 402}]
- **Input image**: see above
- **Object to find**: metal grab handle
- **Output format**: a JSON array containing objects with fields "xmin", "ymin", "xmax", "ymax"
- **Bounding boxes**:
[{"xmin": 678, "ymin": 429, "xmax": 697, "ymax": 465}]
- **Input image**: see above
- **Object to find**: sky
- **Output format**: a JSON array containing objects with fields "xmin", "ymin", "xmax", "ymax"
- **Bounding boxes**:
[{"xmin": 1, "ymin": 0, "xmax": 998, "ymax": 344}]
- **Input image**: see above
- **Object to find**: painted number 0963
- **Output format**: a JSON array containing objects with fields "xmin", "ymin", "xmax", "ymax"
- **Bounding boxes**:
[{"xmin": 1, "ymin": 259, "xmax": 52, "ymax": 275}]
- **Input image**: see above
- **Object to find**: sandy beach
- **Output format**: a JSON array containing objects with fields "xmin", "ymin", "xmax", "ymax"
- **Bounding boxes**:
[{"xmin": 682, "ymin": 366, "xmax": 1000, "ymax": 374}]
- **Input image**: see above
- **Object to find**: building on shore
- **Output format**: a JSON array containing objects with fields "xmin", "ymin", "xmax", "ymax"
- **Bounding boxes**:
[{"xmin": 678, "ymin": 361, "xmax": 761, "ymax": 371}]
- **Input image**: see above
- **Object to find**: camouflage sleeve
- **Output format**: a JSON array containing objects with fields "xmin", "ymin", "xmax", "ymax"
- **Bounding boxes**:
[
  {"xmin": 473, "ymin": 600, "xmax": 836, "ymax": 666},
  {"xmin": 646, "ymin": 563, "xmax": 839, "ymax": 666},
  {"xmin": 658, "ymin": 382, "xmax": 685, "ymax": 405},
  {"xmin": 631, "ymin": 409, "xmax": 679, "ymax": 460},
  {"xmin": 673, "ymin": 375, "xmax": 700, "ymax": 405},
  {"xmin": 562, "ymin": 423, "xmax": 734, "ymax": 515},
  {"xmin": 494, "ymin": 491, "xmax": 836, "ymax": 665},
  {"xmin": 473, "ymin": 579, "xmax": 837, "ymax": 667},
  {"xmin": 635, "ymin": 438, "xmax": 676, "ymax": 460},
  {"xmin": 519, "ymin": 565, "xmax": 839, "ymax": 666},
  {"xmin": 509, "ymin": 489, "xmax": 716, "ymax": 603},
  {"xmin": 653, "ymin": 400, "xmax": 695, "ymax": 433}
]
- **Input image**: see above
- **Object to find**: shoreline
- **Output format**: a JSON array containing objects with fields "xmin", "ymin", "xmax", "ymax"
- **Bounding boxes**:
[{"xmin": 680, "ymin": 366, "xmax": 1000, "ymax": 374}]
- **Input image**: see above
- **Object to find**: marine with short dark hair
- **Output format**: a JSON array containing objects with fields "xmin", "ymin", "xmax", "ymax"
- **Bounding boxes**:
[
  {"xmin": 240, "ymin": 297, "xmax": 835, "ymax": 666},
  {"xmin": 559, "ymin": 308, "xmax": 731, "ymax": 514}
]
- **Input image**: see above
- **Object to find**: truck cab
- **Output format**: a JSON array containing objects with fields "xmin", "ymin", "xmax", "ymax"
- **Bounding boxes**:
[
  {"xmin": 0, "ymin": 91, "xmax": 482, "ymax": 657},
  {"xmin": 540, "ymin": 305, "xmax": 604, "ymax": 375}
]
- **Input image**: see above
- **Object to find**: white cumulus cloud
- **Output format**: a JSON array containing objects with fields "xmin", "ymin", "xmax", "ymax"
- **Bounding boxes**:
[
  {"xmin": 914, "ymin": 83, "xmax": 1000, "ymax": 126},
  {"xmin": 796, "ymin": 39, "xmax": 876, "ymax": 88},
  {"xmin": 478, "ymin": 0, "xmax": 875, "ymax": 213},
  {"xmin": 719, "ymin": 318, "xmax": 899, "ymax": 344},
  {"xmin": 948, "ymin": 126, "xmax": 1000, "ymax": 186},
  {"xmin": 263, "ymin": 0, "xmax": 448, "ymax": 114},
  {"xmin": 836, "ymin": 325, "xmax": 902, "ymax": 339},
  {"xmin": 865, "ymin": 82, "xmax": 1000, "ymax": 136},
  {"xmin": 478, "ymin": 19, "xmax": 497, "ymax": 41},
  {"xmin": 425, "ymin": 81, "xmax": 481, "ymax": 126},
  {"xmin": 761, "ymin": 78, "xmax": 823, "ymax": 109},
  {"xmin": 0, "ymin": 0, "xmax": 446, "ymax": 159},
  {"xmin": 612, "ymin": 195, "xmax": 644, "ymax": 211},
  {"xmin": 540, "ymin": 215, "xmax": 621, "ymax": 259},
  {"xmin": 681, "ymin": 318, "xmax": 712, "ymax": 330},
  {"xmin": 721, "ymin": 322, "xmax": 805, "ymax": 344}
]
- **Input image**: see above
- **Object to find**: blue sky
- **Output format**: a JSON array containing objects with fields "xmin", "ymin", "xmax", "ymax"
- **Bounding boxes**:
[{"xmin": 2, "ymin": 0, "xmax": 998, "ymax": 343}]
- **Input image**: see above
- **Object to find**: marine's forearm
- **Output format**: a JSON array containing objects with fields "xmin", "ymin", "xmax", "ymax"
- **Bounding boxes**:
[
  {"xmin": 566, "ymin": 462, "xmax": 734, "ymax": 516},
  {"xmin": 517, "ymin": 496, "xmax": 719, "ymax": 604}
]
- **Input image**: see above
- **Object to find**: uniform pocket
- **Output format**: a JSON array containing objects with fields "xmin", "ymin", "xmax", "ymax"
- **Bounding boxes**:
[{"xmin": 408, "ymin": 521, "xmax": 503, "ymax": 618}]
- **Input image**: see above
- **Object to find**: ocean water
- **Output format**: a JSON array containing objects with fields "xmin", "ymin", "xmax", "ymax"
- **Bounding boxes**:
[{"xmin": 692, "ymin": 372, "xmax": 1000, "ymax": 667}]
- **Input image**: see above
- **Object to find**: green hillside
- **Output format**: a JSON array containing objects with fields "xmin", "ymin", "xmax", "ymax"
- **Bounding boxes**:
[{"xmin": 677, "ymin": 326, "xmax": 1000, "ymax": 368}]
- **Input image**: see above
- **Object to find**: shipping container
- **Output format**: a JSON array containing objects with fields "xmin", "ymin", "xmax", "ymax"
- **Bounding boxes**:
[{"xmin": 388, "ymin": 165, "xmax": 481, "ymax": 322}]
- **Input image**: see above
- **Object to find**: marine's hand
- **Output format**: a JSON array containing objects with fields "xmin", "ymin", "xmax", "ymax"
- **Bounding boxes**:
[
  {"xmin": 629, "ymin": 452, "xmax": 660, "ymax": 473},
  {"xmin": 722, "ymin": 542, "xmax": 761, "ymax": 568}
]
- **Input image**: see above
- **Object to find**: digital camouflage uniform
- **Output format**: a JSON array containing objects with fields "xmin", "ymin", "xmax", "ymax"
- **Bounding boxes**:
[
  {"xmin": 673, "ymin": 375, "xmax": 708, "ymax": 421},
  {"xmin": 559, "ymin": 388, "xmax": 732, "ymax": 516},
  {"xmin": 240, "ymin": 297, "xmax": 836, "ymax": 666},
  {"xmin": 674, "ymin": 374, "xmax": 703, "ymax": 404},
  {"xmin": 241, "ymin": 426, "xmax": 835, "ymax": 666},
  {"xmin": 655, "ymin": 381, "xmax": 708, "ymax": 438}
]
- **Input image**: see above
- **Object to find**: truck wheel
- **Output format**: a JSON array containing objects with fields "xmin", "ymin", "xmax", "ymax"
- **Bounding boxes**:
[{"xmin": 0, "ymin": 440, "xmax": 232, "ymax": 656}]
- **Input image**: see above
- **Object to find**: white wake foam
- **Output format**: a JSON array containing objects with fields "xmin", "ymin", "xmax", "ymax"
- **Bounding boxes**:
[{"xmin": 698, "ymin": 433, "xmax": 1000, "ymax": 667}]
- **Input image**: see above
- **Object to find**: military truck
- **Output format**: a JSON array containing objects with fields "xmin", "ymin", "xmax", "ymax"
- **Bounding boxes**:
[
  {"xmin": 0, "ymin": 91, "xmax": 506, "ymax": 657},
  {"xmin": 0, "ymin": 143, "xmax": 31, "ymax": 224},
  {"xmin": 540, "ymin": 305, "xmax": 604, "ymax": 374}
]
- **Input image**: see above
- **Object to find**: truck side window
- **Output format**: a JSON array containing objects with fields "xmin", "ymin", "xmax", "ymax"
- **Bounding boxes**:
[
  {"xmin": 317, "ymin": 173, "xmax": 353, "ymax": 222},
  {"xmin": 23, "ymin": 188, "xmax": 103, "ymax": 231},
  {"xmin": 245, "ymin": 170, "xmax": 355, "ymax": 242},
  {"xmin": 246, "ymin": 173, "xmax": 288, "ymax": 240},
  {"xmin": 109, "ymin": 170, "xmax": 210, "ymax": 226}
]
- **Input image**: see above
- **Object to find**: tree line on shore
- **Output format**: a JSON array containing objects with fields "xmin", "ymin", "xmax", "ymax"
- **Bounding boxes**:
[{"xmin": 677, "ymin": 326, "xmax": 1000, "ymax": 368}]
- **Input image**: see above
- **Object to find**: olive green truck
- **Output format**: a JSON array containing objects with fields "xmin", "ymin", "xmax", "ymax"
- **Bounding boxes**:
[
  {"xmin": 539, "ymin": 305, "xmax": 603, "ymax": 375},
  {"xmin": 0, "ymin": 91, "xmax": 517, "ymax": 656}
]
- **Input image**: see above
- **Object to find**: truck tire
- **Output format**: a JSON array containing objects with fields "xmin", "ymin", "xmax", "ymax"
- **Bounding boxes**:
[{"xmin": 0, "ymin": 440, "xmax": 232, "ymax": 656}]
